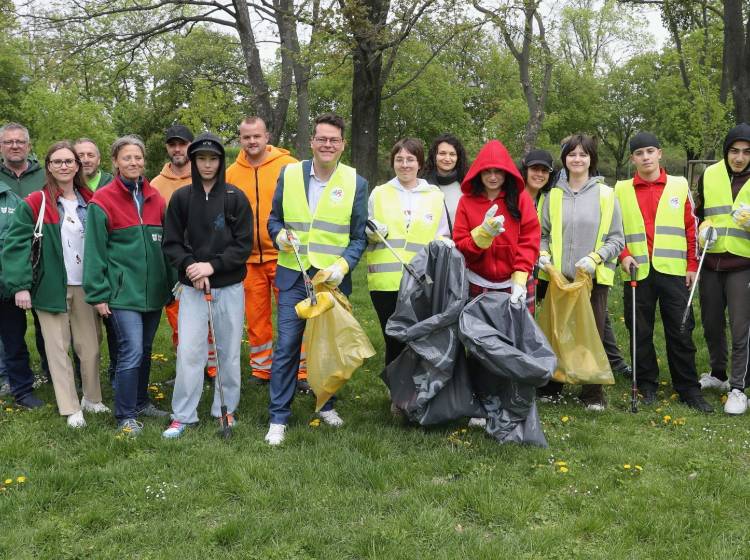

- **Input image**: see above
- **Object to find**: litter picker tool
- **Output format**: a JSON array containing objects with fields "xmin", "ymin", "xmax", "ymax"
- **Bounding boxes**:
[
  {"xmin": 366, "ymin": 219, "xmax": 433, "ymax": 288},
  {"xmin": 680, "ymin": 225, "xmax": 714, "ymax": 332},
  {"xmin": 629, "ymin": 264, "xmax": 638, "ymax": 414},
  {"xmin": 204, "ymin": 282, "xmax": 232, "ymax": 439},
  {"xmin": 285, "ymin": 225, "xmax": 333, "ymax": 319},
  {"xmin": 286, "ymin": 225, "xmax": 316, "ymax": 306}
]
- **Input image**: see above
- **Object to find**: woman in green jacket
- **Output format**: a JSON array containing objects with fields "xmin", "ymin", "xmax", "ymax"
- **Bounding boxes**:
[
  {"xmin": 83, "ymin": 135, "xmax": 172, "ymax": 436},
  {"xmin": 3, "ymin": 141, "xmax": 107, "ymax": 427}
]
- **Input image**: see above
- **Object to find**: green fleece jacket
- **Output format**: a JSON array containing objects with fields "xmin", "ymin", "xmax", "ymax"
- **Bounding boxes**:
[
  {"xmin": 0, "ymin": 182, "xmax": 23, "ymax": 299},
  {"xmin": 83, "ymin": 175, "xmax": 174, "ymax": 312},
  {"xmin": 2, "ymin": 187, "xmax": 94, "ymax": 312},
  {"xmin": 0, "ymin": 159, "xmax": 45, "ymax": 197}
]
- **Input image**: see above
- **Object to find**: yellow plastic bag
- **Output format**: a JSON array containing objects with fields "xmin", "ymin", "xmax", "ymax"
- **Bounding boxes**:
[
  {"xmin": 303, "ymin": 285, "xmax": 376, "ymax": 410},
  {"xmin": 536, "ymin": 266, "xmax": 614, "ymax": 385}
]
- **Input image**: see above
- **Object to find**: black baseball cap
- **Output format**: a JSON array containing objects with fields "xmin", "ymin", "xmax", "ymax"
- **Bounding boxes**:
[
  {"xmin": 523, "ymin": 149, "xmax": 554, "ymax": 171},
  {"xmin": 629, "ymin": 132, "xmax": 660, "ymax": 153},
  {"xmin": 165, "ymin": 124, "xmax": 194, "ymax": 143}
]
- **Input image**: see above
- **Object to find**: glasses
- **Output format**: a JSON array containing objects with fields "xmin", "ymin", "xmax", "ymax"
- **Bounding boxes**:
[
  {"xmin": 394, "ymin": 157, "xmax": 418, "ymax": 165},
  {"xmin": 2, "ymin": 140, "xmax": 28, "ymax": 147},
  {"xmin": 313, "ymin": 137, "xmax": 343, "ymax": 146},
  {"xmin": 49, "ymin": 159, "xmax": 77, "ymax": 168}
]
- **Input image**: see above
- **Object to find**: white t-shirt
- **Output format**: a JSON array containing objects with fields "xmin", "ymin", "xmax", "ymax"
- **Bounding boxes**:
[{"xmin": 59, "ymin": 197, "xmax": 84, "ymax": 285}]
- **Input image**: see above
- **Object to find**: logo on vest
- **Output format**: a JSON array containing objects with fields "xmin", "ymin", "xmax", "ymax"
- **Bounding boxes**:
[
  {"xmin": 0, "ymin": 206, "xmax": 11, "ymax": 214},
  {"xmin": 423, "ymin": 212, "xmax": 434, "ymax": 224},
  {"xmin": 329, "ymin": 187, "xmax": 344, "ymax": 204},
  {"xmin": 669, "ymin": 196, "xmax": 679, "ymax": 209},
  {"xmin": 152, "ymin": 233, "xmax": 162, "ymax": 242}
]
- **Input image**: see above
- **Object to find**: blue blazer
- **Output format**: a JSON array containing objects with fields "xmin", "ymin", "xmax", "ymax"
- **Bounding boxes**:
[{"xmin": 267, "ymin": 159, "xmax": 369, "ymax": 296}]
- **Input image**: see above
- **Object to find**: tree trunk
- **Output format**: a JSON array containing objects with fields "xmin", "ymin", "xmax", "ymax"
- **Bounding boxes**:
[
  {"xmin": 350, "ymin": 44, "xmax": 383, "ymax": 184},
  {"xmin": 724, "ymin": 0, "xmax": 750, "ymax": 122}
]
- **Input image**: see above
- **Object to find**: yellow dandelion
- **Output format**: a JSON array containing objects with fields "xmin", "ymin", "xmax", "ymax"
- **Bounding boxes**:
[
  {"xmin": 663, "ymin": 415, "xmax": 672, "ymax": 423},
  {"xmin": 635, "ymin": 465, "xmax": 643, "ymax": 471},
  {"xmin": 558, "ymin": 466, "xmax": 569, "ymax": 473},
  {"xmin": 655, "ymin": 407, "xmax": 662, "ymax": 412},
  {"xmin": 3, "ymin": 479, "xmax": 11, "ymax": 485},
  {"xmin": 4, "ymin": 407, "xmax": 12, "ymax": 412},
  {"xmin": 561, "ymin": 416, "xmax": 570, "ymax": 423},
  {"xmin": 155, "ymin": 393, "xmax": 164, "ymax": 400},
  {"xmin": 623, "ymin": 464, "xmax": 631, "ymax": 469},
  {"xmin": 554, "ymin": 460, "xmax": 568, "ymax": 467},
  {"xmin": 16, "ymin": 476, "xmax": 26, "ymax": 483},
  {"xmin": 309, "ymin": 418, "xmax": 321, "ymax": 427},
  {"xmin": 670, "ymin": 394, "xmax": 678, "ymax": 400}
]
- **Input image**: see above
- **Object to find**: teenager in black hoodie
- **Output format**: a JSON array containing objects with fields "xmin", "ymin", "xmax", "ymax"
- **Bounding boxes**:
[
  {"xmin": 694, "ymin": 122, "xmax": 750, "ymax": 414},
  {"xmin": 161, "ymin": 132, "xmax": 253, "ymax": 437}
]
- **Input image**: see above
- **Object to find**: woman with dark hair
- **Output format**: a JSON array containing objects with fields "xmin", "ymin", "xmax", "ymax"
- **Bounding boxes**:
[
  {"xmin": 3, "ymin": 141, "xmax": 107, "ymax": 428},
  {"xmin": 421, "ymin": 133, "xmax": 468, "ymax": 228},
  {"xmin": 367, "ymin": 137, "xmax": 451, "ymax": 370},
  {"xmin": 520, "ymin": 149, "xmax": 555, "ymax": 205},
  {"xmin": 83, "ymin": 135, "xmax": 172, "ymax": 436},
  {"xmin": 453, "ymin": 139, "xmax": 540, "ymax": 305},
  {"xmin": 538, "ymin": 133, "xmax": 624, "ymax": 411}
]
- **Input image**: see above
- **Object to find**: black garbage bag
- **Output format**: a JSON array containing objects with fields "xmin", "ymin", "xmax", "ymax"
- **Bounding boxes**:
[
  {"xmin": 458, "ymin": 291, "xmax": 556, "ymax": 447},
  {"xmin": 382, "ymin": 242, "xmax": 484, "ymax": 424}
]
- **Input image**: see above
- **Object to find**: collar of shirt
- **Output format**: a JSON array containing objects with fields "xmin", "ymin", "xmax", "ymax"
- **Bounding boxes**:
[
  {"xmin": 389, "ymin": 177, "xmax": 433, "ymax": 192},
  {"xmin": 633, "ymin": 168, "xmax": 667, "ymax": 188},
  {"xmin": 309, "ymin": 160, "xmax": 338, "ymax": 185}
]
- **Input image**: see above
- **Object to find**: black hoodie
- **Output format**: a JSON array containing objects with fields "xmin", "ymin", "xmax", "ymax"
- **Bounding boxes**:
[
  {"xmin": 162, "ymin": 132, "xmax": 254, "ymax": 288},
  {"xmin": 695, "ymin": 122, "xmax": 750, "ymax": 271}
]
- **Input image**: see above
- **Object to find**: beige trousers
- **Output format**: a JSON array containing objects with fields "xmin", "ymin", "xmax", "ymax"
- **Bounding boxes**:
[{"xmin": 36, "ymin": 286, "xmax": 102, "ymax": 416}]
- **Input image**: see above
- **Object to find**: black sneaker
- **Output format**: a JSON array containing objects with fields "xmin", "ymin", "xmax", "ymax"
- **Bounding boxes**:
[
  {"xmin": 16, "ymin": 393, "xmax": 44, "ymax": 409},
  {"xmin": 679, "ymin": 393, "xmax": 714, "ymax": 413},
  {"xmin": 640, "ymin": 386, "xmax": 658, "ymax": 405},
  {"xmin": 612, "ymin": 363, "xmax": 633, "ymax": 377},
  {"xmin": 297, "ymin": 380, "xmax": 312, "ymax": 394}
]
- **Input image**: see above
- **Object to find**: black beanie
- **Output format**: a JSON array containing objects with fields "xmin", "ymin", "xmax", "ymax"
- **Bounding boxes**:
[{"xmin": 629, "ymin": 132, "xmax": 660, "ymax": 153}]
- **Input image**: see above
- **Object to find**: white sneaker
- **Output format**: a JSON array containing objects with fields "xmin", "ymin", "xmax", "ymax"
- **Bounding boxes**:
[
  {"xmin": 67, "ymin": 410, "xmax": 86, "ymax": 428},
  {"xmin": 724, "ymin": 389, "xmax": 748, "ymax": 415},
  {"xmin": 264, "ymin": 423, "xmax": 286, "ymax": 446},
  {"xmin": 585, "ymin": 403, "xmax": 606, "ymax": 412},
  {"xmin": 318, "ymin": 409, "xmax": 344, "ymax": 427},
  {"xmin": 699, "ymin": 373, "xmax": 730, "ymax": 393},
  {"xmin": 81, "ymin": 397, "xmax": 110, "ymax": 413},
  {"xmin": 468, "ymin": 417, "xmax": 487, "ymax": 428}
]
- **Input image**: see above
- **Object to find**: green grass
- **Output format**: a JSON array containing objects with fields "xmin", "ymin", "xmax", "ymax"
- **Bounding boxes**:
[{"xmin": 1, "ymin": 266, "xmax": 749, "ymax": 559}]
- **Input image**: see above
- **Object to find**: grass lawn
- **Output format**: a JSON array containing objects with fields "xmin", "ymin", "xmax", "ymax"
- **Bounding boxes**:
[{"xmin": 1, "ymin": 265, "xmax": 749, "ymax": 559}]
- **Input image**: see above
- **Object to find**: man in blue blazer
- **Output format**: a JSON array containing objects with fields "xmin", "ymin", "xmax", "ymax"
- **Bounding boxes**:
[{"xmin": 265, "ymin": 113, "xmax": 368, "ymax": 445}]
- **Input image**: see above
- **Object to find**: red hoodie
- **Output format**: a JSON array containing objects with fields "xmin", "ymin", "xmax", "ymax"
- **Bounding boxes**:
[{"xmin": 453, "ymin": 140, "xmax": 540, "ymax": 282}]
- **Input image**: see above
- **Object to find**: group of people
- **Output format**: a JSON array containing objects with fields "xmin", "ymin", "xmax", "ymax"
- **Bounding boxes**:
[{"xmin": 0, "ymin": 115, "xmax": 748, "ymax": 446}]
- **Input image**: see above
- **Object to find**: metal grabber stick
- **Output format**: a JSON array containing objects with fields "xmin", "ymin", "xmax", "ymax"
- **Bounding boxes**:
[
  {"xmin": 204, "ymin": 283, "xmax": 231, "ymax": 439},
  {"xmin": 680, "ymin": 226, "xmax": 715, "ymax": 332},
  {"xmin": 285, "ymin": 225, "xmax": 317, "ymax": 306},
  {"xmin": 630, "ymin": 264, "xmax": 638, "ymax": 414},
  {"xmin": 366, "ymin": 219, "xmax": 432, "ymax": 288}
]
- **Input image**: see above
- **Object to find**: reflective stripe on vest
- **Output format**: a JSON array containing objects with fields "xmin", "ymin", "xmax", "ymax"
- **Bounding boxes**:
[
  {"xmin": 366, "ymin": 182, "xmax": 444, "ymax": 291},
  {"xmin": 276, "ymin": 162, "xmax": 357, "ymax": 271},
  {"xmin": 546, "ymin": 184, "xmax": 616, "ymax": 286},
  {"xmin": 615, "ymin": 176, "xmax": 689, "ymax": 280},
  {"xmin": 703, "ymin": 161, "xmax": 750, "ymax": 258}
]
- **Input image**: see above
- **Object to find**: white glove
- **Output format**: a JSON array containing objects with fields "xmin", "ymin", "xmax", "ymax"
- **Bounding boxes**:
[
  {"xmin": 436, "ymin": 237, "xmax": 455, "ymax": 248},
  {"xmin": 575, "ymin": 255, "xmax": 597, "ymax": 275},
  {"xmin": 509, "ymin": 282, "xmax": 527, "ymax": 305},
  {"xmin": 366, "ymin": 219, "xmax": 388, "ymax": 243},
  {"xmin": 277, "ymin": 228, "xmax": 300, "ymax": 252},
  {"xmin": 732, "ymin": 204, "xmax": 750, "ymax": 229},
  {"xmin": 698, "ymin": 225, "xmax": 718, "ymax": 249},
  {"xmin": 323, "ymin": 258, "xmax": 348, "ymax": 287},
  {"xmin": 481, "ymin": 204, "xmax": 505, "ymax": 237},
  {"xmin": 538, "ymin": 254, "xmax": 551, "ymax": 268}
]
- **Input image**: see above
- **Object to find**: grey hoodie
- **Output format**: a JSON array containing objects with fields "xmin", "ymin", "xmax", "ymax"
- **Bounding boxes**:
[{"xmin": 540, "ymin": 174, "xmax": 625, "ymax": 282}]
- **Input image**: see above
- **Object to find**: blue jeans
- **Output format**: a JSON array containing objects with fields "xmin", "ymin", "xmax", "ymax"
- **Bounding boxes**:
[
  {"xmin": 109, "ymin": 309, "xmax": 161, "ymax": 423},
  {"xmin": 269, "ymin": 275, "xmax": 334, "ymax": 425},
  {"xmin": 0, "ymin": 299, "xmax": 35, "ymax": 399}
]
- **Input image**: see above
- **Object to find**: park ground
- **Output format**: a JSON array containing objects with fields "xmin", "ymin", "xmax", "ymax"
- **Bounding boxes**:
[{"xmin": 1, "ymin": 266, "xmax": 749, "ymax": 559}]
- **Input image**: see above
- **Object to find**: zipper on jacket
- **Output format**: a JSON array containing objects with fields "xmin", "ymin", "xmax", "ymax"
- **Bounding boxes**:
[
  {"xmin": 132, "ymin": 183, "xmax": 150, "ymax": 308},
  {"xmin": 255, "ymin": 167, "xmax": 262, "ymax": 262}
]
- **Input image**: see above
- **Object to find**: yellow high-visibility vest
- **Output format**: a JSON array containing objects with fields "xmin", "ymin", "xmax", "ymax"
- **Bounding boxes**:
[
  {"xmin": 276, "ymin": 162, "xmax": 356, "ymax": 271},
  {"xmin": 702, "ymin": 161, "xmax": 750, "ymax": 258},
  {"xmin": 615, "ymin": 175, "xmax": 689, "ymax": 280},
  {"xmin": 541, "ymin": 184, "xmax": 617, "ymax": 285},
  {"xmin": 366, "ymin": 182, "xmax": 444, "ymax": 291}
]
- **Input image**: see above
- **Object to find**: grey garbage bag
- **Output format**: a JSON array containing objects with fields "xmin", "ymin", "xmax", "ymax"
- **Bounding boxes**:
[
  {"xmin": 382, "ymin": 242, "xmax": 484, "ymax": 424},
  {"xmin": 458, "ymin": 291, "xmax": 556, "ymax": 447}
]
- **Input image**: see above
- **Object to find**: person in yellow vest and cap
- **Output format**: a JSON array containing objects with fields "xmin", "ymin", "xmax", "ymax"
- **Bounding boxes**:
[
  {"xmin": 367, "ymin": 138, "xmax": 451, "ymax": 376},
  {"xmin": 264, "ymin": 113, "xmax": 368, "ymax": 445},
  {"xmin": 695, "ymin": 122, "xmax": 750, "ymax": 415},
  {"xmin": 539, "ymin": 133, "xmax": 624, "ymax": 411},
  {"xmin": 616, "ymin": 132, "xmax": 713, "ymax": 413}
]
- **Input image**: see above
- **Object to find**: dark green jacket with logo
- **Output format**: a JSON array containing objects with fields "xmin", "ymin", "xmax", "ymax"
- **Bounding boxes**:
[
  {"xmin": 83, "ymin": 175, "xmax": 174, "ymax": 312},
  {"xmin": 2, "ymin": 187, "xmax": 94, "ymax": 312},
  {"xmin": 0, "ymin": 181, "xmax": 23, "ymax": 299},
  {"xmin": 0, "ymin": 159, "xmax": 45, "ymax": 197}
]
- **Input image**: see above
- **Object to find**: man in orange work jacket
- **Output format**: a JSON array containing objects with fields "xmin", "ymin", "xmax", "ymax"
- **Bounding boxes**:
[{"xmin": 225, "ymin": 116, "xmax": 307, "ymax": 385}]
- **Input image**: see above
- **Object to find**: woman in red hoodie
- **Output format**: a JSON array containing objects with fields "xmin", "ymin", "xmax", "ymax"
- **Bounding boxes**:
[{"xmin": 453, "ymin": 140, "xmax": 540, "ymax": 307}]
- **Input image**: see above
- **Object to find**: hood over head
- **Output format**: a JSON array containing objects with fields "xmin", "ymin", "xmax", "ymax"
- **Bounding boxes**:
[
  {"xmin": 723, "ymin": 122, "xmax": 750, "ymax": 174},
  {"xmin": 188, "ymin": 132, "xmax": 226, "ymax": 190},
  {"xmin": 461, "ymin": 140, "xmax": 525, "ymax": 195}
]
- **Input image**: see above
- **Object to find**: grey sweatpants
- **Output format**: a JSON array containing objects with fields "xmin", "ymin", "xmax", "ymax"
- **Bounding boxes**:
[
  {"xmin": 699, "ymin": 267, "xmax": 750, "ymax": 391},
  {"xmin": 171, "ymin": 282, "xmax": 244, "ymax": 424}
]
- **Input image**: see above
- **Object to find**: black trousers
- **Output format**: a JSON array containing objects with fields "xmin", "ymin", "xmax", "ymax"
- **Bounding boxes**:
[
  {"xmin": 370, "ymin": 290, "xmax": 406, "ymax": 368},
  {"xmin": 622, "ymin": 269, "xmax": 700, "ymax": 396}
]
